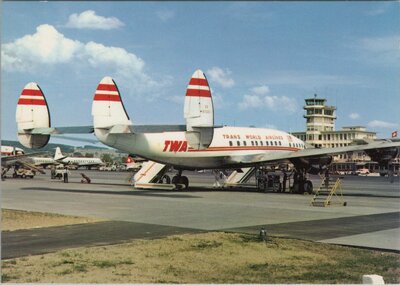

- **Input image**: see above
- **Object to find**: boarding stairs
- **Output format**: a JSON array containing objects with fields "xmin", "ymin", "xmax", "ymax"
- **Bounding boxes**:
[
  {"xmin": 224, "ymin": 167, "xmax": 256, "ymax": 188},
  {"xmin": 310, "ymin": 176, "xmax": 346, "ymax": 207},
  {"xmin": 133, "ymin": 161, "xmax": 174, "ymax": 190}
]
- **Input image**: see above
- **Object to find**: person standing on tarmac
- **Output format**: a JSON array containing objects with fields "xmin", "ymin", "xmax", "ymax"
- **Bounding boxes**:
[
  {"xmin": 63, "ymin": 167, "xmax": 69, "ymax": 183},
  {"xmin": 50, "ymin": 165, "xmax": 56, "ymax": 179}
]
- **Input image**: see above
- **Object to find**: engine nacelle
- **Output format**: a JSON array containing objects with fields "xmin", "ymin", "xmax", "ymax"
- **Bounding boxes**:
[
  {"xmin": 365, "ymin": 147, "xmax": 399, "ymax": 165},
  {"xmin": 290, "ymin": 156, "xmax": 333, "ymax": 175}
]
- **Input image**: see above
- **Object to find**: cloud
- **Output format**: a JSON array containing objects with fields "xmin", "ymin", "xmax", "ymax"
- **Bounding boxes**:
[
  {"xmin": 208, "ymin": 88, "xmax": 226, "ymax": 109},
  {"xmin": 250, "ymin": 85, "xmax": 270, "ymax": 95},
  {"xmin": 239, "ymin": 94, "xmax": 262, "ymax": 109},
  {"xmin": 207, "ymin": 67, "xmax": 235, "ymax": 88},
  {"xmin": 367, "ymin": 120, "xmax": 399, "ymax": 129},
  {"xmin": 84, "ymin": 41, "xmax": 144, "ymax": 77},
  {"xmin": 349, "ymin": 113, "xmax": 360, "ymax": 120},
  {"xmin": 359, "ymin": 35, "xmax": 400, "ymax": 54},
  {"xmin": 238, "ymin": 84, "xmax": 297, "ymax": 112},
  {"xmin": 365, "ymin": 4, "xmax": 391, "ymax": 16},
  {"xmin": 239, "ymin": 94, "xmax": 297, "ymax": 113},
  {"xmin": 1, "ymin": 24, "xmax": 165, "ymax": 95},
  {"xmin": 66, "ymin": 10, "xmax": 124, "ymax": 30},
  {"xmin": 1, "ymin": 24, "xmax": 82, "ymax": 72},
  {"xmin": 156, "ymin": 9, "xmax": 175, "ymax": 22},
  {"xmin": 365, "ymin": 7, "xmax": 386, "ymax": 16},
  {"xmin": 355, "ymin": 35, "xmax": 400, "ymax": 65},
  {"xmin": 266, "ymin": 72, "xmax": 362, "ymax": 88}
]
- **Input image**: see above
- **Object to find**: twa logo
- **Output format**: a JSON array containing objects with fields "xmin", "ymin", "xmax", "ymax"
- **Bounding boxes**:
[{"xmin": 163, "ymin": 140, "xmax": 188, "ymax": 153}]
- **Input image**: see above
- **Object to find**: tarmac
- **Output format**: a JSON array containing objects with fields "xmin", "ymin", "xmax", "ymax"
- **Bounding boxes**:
[{"xmin": 1, "ymin": 170, "xmax": 399, "ymax": 259}]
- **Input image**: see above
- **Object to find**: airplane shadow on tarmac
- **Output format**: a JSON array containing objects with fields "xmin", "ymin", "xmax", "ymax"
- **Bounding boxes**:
[{"xmin": 20, "ymin": 187, "xmax": 201, "ymax": 199}]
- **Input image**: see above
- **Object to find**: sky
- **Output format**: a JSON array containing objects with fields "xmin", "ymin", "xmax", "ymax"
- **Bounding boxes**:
[{"xmin": 2, "ymin": 1, "xmax": 399, "ymax": 146}]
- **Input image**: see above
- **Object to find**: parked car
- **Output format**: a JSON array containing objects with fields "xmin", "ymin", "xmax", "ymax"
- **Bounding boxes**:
[
  {"xmin": 13, "ymin": 168, "xmax": 35, "ymax": 179},
  {"xmin": 355, "ymin": 168, "xmax": 370, "ymax": 176},
  {"xmin": 99, "ymin": 165, "xmax": 117, "ymax": 171}
]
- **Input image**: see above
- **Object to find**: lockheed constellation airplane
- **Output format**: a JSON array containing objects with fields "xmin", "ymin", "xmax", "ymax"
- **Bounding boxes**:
[{"xmin": 15, "ymin": 70, "xmax": 399, "ymax": 190}]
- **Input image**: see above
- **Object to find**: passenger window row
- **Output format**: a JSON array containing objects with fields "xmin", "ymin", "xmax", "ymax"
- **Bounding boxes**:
[
  {"xmin": 228, "ymin": 140, "xmax": 283, "ymax": 147},
  {"xmin": 228, "ymin": 140, "xmax": 305, "ymax": 149}
]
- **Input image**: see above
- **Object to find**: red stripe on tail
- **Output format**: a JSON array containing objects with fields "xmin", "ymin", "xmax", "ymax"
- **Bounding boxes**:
[
  {"xmin": 186, "ymin": 89, "xmax": 211, "ymax": 97},
  {"xmin": 97, "ymin": 84, "xmax": 118, "ymax": 92},
  {"xmin": 18, "ymin": 98, "xmax": 46, "ymax": 105},
  {"xmin": 188, "ymin": 78, "xmax": 209, "ymax": 87},
  {"xmin": 21, "ymin": 89, "xmax": 43, "ymax": 96},
  {"xmin": 94, "ymin": 94, "xmax": 121, "ymax": 101}
]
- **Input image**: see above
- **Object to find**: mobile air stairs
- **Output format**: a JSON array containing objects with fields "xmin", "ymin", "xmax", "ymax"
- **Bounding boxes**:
[
  {"xmin": 133, "ymin": 161, "xmax": 174, "ymax": 190},
  {"xmin": 224, "ymin": 167, "xmax": 256, "ymax": 188},
  {"xmin": 224, "ymin": 167, "xmax": 283, "ymax": 192},
  {"xmin": 310, "ymin": 176, "xmax": 346, "ymax": 207},
  {"xmin": 132, "ymin": 161, "xmax": 190, "ymax": 190}
]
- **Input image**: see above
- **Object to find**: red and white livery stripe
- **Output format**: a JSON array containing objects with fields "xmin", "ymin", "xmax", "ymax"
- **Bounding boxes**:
[
  {"xmin": 93, "ymin": 77, "xmax": 121, "ymax": 102},
  {"xmin": 185, "ymin": 70, "xmax": 211, "ymax": 98},
  {"xmin": 17, "ymin": 83, "xmax": 46, "ymax": 106}
]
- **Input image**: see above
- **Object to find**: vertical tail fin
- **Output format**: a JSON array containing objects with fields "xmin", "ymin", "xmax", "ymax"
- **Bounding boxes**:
[
  {"xmin": 184, "ymin": 69, "xmax": 214, "ymax": 127},
  {"xmin": 16, "ymin": 83, "xmax": 51, "ymax": 148},
  {"xmin": 91, "ymin": 77, "xmax": 132, "ymax": 129},
  {"xmin": 184, "ymin": 69, "xmax": 214, "ymax": 149},
  {"xmin": 54, "ymin": 147, "xmax": 65, "ymax": 161},
  {"xmin": 91, "ymin": 76, "xmax": 133, "ymax": 146}
]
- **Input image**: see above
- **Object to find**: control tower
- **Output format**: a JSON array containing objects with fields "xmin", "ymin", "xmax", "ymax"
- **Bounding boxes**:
[
  {"xmin": 292, "ymin": 95, "xmax": 375, "ymax": 150},
  {"xmin": 304, "ymin": 94, "xmax": 336, "ymax": 143}
]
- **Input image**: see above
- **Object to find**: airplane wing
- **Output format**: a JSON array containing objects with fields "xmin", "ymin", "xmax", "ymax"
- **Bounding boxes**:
[
  {"xmin": 1, "ymin": 152, "xmax": 49, "ymax": 163},
  {"xmin": 228, "ymin": 140, "xmax": 400, "ymax": 165},
  {"xmin": 1, "ymin": 152, "xmax": 47, "ymax": 174},
  {"xmin": 15, "ymin": 160, "xmax": 46, "ymax": 174}
]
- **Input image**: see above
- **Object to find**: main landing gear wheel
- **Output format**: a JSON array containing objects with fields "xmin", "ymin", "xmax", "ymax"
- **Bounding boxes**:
[
  {"xmin": 304, "ymin": 180, "xmax": 313, "ymax": 194},
  {"xmin": 160, "ymin": 174, "xmax": 171, "ymax": 184},
  {"xmin": 180, "ymin": 176, "xmax": 189, "ymax": 190},
  {"xmin": 172, "ymin": 175, "xmax": 189, "ymax": 190}
]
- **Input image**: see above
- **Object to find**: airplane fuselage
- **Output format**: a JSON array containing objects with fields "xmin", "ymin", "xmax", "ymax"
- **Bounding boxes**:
[
  {"xmin": 31, "ymin": 157, "xmax": 56, "ymax": 167},
  {"xmin": 96, "ymin": 126, "xmax": 305, "ymax": 169},
  {"xmin": 58, "ymin": 157, "xmax": 103, "ymax": 167}
]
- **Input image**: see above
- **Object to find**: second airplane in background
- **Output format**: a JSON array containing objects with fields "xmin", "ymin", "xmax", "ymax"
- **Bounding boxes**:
[{"xmin": 53, "ymin": 147, "xmax": 104, "ymax": 170}]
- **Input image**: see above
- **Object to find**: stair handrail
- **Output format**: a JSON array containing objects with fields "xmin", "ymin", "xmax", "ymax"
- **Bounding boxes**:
[
  {"xmin": 325, "ymin": 178, "xmax": 343, "ymax": 206},
  {"xmin": 310, "ymin": 175, "xmax": 330, "ymax": 205}
]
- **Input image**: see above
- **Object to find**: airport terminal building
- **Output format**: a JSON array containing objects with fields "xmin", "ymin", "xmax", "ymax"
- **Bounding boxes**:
[{"xmin": 291, "ymin": 96, "xmax": 398, "ymax": 173}]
